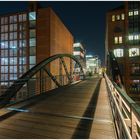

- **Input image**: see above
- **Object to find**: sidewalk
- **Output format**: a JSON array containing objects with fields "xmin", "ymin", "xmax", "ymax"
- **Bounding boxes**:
[{"xmin": 89, "ymin": 78, "xmax": 116, "ymax": 139}]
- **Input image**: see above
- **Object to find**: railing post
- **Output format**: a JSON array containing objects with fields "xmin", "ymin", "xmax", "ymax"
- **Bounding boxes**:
[{"xmin": 131, "ymin": 105, "xmax": 137, "ymax": 139}]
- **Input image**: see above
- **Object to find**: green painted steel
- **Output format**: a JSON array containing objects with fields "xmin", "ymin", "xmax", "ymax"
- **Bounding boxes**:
[{"xmin": 0, "ymin": 54, "xmax": 85, "ymax": 108}]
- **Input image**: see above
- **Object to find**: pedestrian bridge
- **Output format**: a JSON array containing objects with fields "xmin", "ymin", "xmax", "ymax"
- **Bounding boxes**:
[{"xmin": 0, "ymin": 54, "xmax": 140, "ymax": 139}]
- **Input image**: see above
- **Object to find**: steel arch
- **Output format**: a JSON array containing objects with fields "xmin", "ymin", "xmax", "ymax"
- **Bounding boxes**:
[{"xmin": 0, "ymin": 54, "xmax": 85, "ymax": 107}]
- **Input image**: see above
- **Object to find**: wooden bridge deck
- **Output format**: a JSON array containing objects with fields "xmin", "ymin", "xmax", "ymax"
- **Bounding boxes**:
[{"xmin": 0, "ymin": 77, "xmax": 116, "ymax": 138}]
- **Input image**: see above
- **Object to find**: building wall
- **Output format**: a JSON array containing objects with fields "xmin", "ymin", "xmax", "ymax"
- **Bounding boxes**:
[{"xmin": 106, "ymin": 2, "xmax": 140, "ymax": 95}]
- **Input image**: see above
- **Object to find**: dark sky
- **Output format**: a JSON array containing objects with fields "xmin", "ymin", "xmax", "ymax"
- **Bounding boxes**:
[{"xmin": 0, "ymin": 1, "xmax": 124, "ymax": 65}]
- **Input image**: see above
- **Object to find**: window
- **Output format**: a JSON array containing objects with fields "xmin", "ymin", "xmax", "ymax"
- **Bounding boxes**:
[
  {"xmin": 19, "ymin": 40, "xmax": 26, "ymax": 48},
  {"xmin": 1, "ymin": 25, "xmax": 8, "ymax": 33},
  {"xmin": 10, "ymin": 15, "xmax": 17, "ymax": 23},
  {"xmin": 114, "ymin": 37, "xmax": 118, "ymax": 44},
  {"xmin": 121, "ymin": 13, "xmax": 125, "ymax": 20},
  {"xmin": 29, "ymin": 12, "xmax": 36, "ymax": 20},
  {"xmin": 1, "ymin": 50, "xmax": 8, "ymax": 57},
  {"xmin": 1, "ymin": 33, "xmax": 8, "ymax": 41},
  {"xmin": 1, "ymin": 66, "xmax": 8, "ymax": 73},
  {"xmin": 114, "ymin": 49, "xmax": 123, "ymax": 57},
  {"xmin": 19, "ymin": 14, "xmax": 27, "ymax": 22},
  {"xmin": 9, "ymin": 24, "xmax": 17, "ymax": 31},
  {"xmin": 30, "ymin": 56, "xmax": 36, "ymax": 64},
  {"xmin": 1, "ymin": 58, "xmax": 8, "ymax": 65},
  {"xmin": 119, "ymin": 36, "xmax": 122, "ymax": 44},
  {"xmin": 10, "ymin": 40, "xmax": 17, "ymax": 49},
  {"xmin": 30, "ymin": 38, "xmax": 36, "ymax": 46},
  {"xmin": 112, "ymin": 15, "xmax": 115, "ymax": 21},
  {"xmin": 30, "ymin": 29, "xmax": 36, "ymax": 38},
  {"xmin": 30, "ymin": 47, "xmax": 36, "ymax": 56},
  {"xmin": 116, "ymin": 15, "xmax": 120, "ymax": 20},
  {"xmin": 129, "ymin": 11, "xmax": 133, "ymax": 16},
  {"xmin": 29, "ymin": 20, "xmax": 36, "ymax": 28},
  {"xmin": 1, "ymin": 41, "xmax": 8, "ymax": 49},
  {"xmin": 10, "ymin": 57, "xmax": 17, "ymax": 65},
  {"xmin": 129, "ymin": 48, "xmax": 139, "ymax": 57},
  {"xmin": 134, "ymin": 35, "xmax": 139, "ymax": 40},
  {"xmin": 19, "ymin": 57, "xmax": 26, "ymax": 64},
  {"xmin": 128, "ymin": 35, "xmax": 133, "ymax": 40},
  {"xmin": 9, "ymin": 32, "xmax": 17, "ymax": 40},
  {"xmin": 134, "ymin": 10, "xmax": 139, "ymax": 15},
  {"xmin": 1, "ymin": 17, "xmax": 8, "ymax": 25},
  {"xmin": 19, "ymin": 31, "xmax": 26, "ymax": 39}
]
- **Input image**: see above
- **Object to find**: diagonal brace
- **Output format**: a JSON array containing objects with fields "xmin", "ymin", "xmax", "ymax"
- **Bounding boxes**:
[{"xmin": 43, "ymin": 67, "xmax": 61, "ymax": 87}]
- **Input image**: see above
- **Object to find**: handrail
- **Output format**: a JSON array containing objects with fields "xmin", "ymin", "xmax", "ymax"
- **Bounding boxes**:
[
  {"xmin": 0, "ymin": 54, "xmax": 85, "ymax": 108},
  {"xmin": 105, "ymin": 73, "xmax": 140, "ymax": 139}
]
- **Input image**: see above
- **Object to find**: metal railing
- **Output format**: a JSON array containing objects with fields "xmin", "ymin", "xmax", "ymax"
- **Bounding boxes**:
[
  {"xmin": 105, "ymin": 73, "xmax": 140, "ymax": 139},
  {"xmin": 0, "ymin": 74, "xmax": 83, "ymax": 106}
]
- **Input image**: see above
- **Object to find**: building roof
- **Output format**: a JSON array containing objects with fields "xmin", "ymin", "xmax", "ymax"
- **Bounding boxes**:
[{"xmin": 108, "ymin": 5, "xmax": 124, "ymax": 12}]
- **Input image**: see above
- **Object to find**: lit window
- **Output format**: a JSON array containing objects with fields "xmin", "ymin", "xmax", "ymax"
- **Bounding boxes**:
[
  {"xmin": 1, "ymin": 25, "xmax": 8, "ymax": 33},
  {"xmin": 10, "ymin": 32, "xmax": 17, "ymax": 40},
  {"xmin": 30, "ymin": 38, "xmax": 36, "ymax": 46},
  {"xmin": 10, "ymin": 40, "xmax": 17, "ymax": 49},
  {"xmin": 10, "ymin": 15, "xmax": 17, "ymax": 23},
  {"xmin": 119, "ymin": 36, "xmax": 122, "ymax": 44},
  {"xmin": 0, "ymin": 41, "xmax": 8, "ymax": 48},
  {"xmin": 10, "ymin": 24, "xmax": 17, "ymax": 31},
  {"xmin": 121, "ymin": 13, "xmax": 125, "ymax": 20},
  {"xmin": 129, "ymin": 11, "xmax": 133, "ymax": 16},
  {"xmin": 19, "ymin": 57, "xmax": 26, "ymax": 64},
  {"xmin": 114, "ymin": 49, "xmax": 123, "ymax": 57},
  {"xmin": 116, "ymin": 15, "xmax": 120, "ymax": 20},
  {"xmin": 134, "ymin": 35, "xmax": 139, "ymax": 40},
  {"xmin": 129, "ymin": 48, "xmax": 139, "ymax": 57},
  {"xmin": 112, "ymin": 15, "xmax": 115, "ymax": 21},
  {"xmin": 134, "ymin": 10, "xmax": 139, "ymax": 15},
  {"xmin": 128, "ymin": 35, "xmax": 133, "ymax": 40},
  {"xmin": 29, "ymin": 12, "xmax": 36, "ymax": 20},
  {"xmin": 30, "ymin": 56, "xmax": 36, "ymax": 64},
  {"xmin": 114, "ymin": 37, "xmax": 118, "ymax": 44},
  {"xmin": 1, "ymin": 58, "xmax": 8, "ymax": 65}
]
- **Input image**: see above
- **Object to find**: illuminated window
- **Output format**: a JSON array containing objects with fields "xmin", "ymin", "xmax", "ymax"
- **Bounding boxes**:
[
  {"xmin": 112, "ymin": 15, "xmax": 115, "ymax": 21},
  {"xmin": 119, "ymin": 36, "xmax": 122, "ymax": 44},
  {"xmin": 0, "ymin": 41, "xmax": 8, "ymax": 49},
  {"xmin": 19, "ymin": 14, "xmax": 27, "ymax": 22},
  {"xmin": 10, "ymin": 24, "xmax": 17, "ymax": 31},
  {"xmin": 1, "ymin": 33, "xmax": 8, "ymax": 41},
  {"xmin": 1, "ymin": 17, "xmax": 8, "ymax": 25},
  {"xmin": 10, "ymin": 40, "xmax": 17, "ymax": 49},
  {"xmin": 9, "ymin": 32, "xmax": 17, "ymax": 40},
  {"xmin": 10, "ymin": 15, "xmax": 17, "ymax": 23},
  {"xmin": 129, "ymin": 11, "xmax": 133, "ymax": 16},
  {"xmin": 128, "ymin": 35, "xmax": 133, "ymax": 40},
  {"xmin": 19, "ymin": 57, "xmax": 26, "ymax": 64},
  {"xmin": 19, "ymin": 40, "xmax": 26, "ymax": 48},
  {"xmin": 30, "ymin": 38, "xmax": 36, "ymax": 46},
  {"xmin": 114, "ymin": 49, "xmax": 123, "ymax": 57},
  {"xmin": 114, "ymin": 37, "xmax": 118, "ymax": 44},
  {"xmin": 116, "ymin": 15, "xmax": 120, "ymax": 20},
  {"xmin": 134, "ymin": 10, "xmax": 139, "ymax": 15},
  {"xmin": 129, "ymin": 48, "xmax": 139, "ymax": 57},
  {"xmin": 29, "ymin": 12, "xmax": 36, "ymax": 20},
  {"xmin": 30, "ymin": 56, "xmax": 36, "ymax": 64},
  {"xmin": 1, "ymin": 58, "xmax": 8, "ymax": 65},
  {"xmin": 1, "ymin": 25, "xmax": 8, "ymax": 33},
  {"xmin": 121, "ymin": 13, "xmax": 125, "ymax": 20},
  {"xmin": 134, "ymin": 35, "xmax": 139, "ymax": 40},
  {"xmin": 10, "ymin": 57, "xmax": 17, "ymax": 65}
]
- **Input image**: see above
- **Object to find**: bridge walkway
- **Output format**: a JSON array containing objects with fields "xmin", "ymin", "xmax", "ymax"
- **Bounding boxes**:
[{"xmin": 0, "ymin": 77, "xmax": 116, "ymax": 138}]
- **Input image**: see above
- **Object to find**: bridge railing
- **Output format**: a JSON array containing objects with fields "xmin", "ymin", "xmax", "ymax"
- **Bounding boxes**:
[{"xmin": 105, "ymin": 73, "xmax": 140, "ymax": 139}]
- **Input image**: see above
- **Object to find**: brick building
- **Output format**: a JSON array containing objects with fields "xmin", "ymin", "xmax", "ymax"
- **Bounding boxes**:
[
  {"xmin": 106, "ymin": 1, "xmax": 140, "ymax": 95},
  {"xmin": 0, "ymin": 2, "xmax": 73, "ymax": 94}
]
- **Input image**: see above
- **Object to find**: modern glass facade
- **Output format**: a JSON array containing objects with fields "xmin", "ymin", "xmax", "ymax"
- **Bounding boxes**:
[{"xmin": 0, "ymin": 11, "xmax": 36, "ymax": 87}]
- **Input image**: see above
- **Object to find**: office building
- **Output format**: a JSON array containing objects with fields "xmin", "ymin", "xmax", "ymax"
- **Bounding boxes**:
[
  {"xmin": 106, "ymin": 1, "xmax": 140, "ymax": 94},
  {"xmin": 0, "ymin": 2, "xmax": 73, "ymax": 95},
  {"xmin": 86, "ymin": 55, "xmax": 101, "ymax": 74},
  {"xmin": 73, "ymin": 42, "xmax": 86, "ymax": 73}
]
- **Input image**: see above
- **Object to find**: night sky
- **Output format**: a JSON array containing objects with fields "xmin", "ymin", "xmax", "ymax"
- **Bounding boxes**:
[{"xmin": 0, "ymin": 1, "xmax": 123, "ymax": 65}]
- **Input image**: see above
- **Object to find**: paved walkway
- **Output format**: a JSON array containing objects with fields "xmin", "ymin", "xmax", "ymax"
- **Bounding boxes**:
[{"xmin": 0, "ymin": 77, "xmax": 116, "ymax": 138}]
